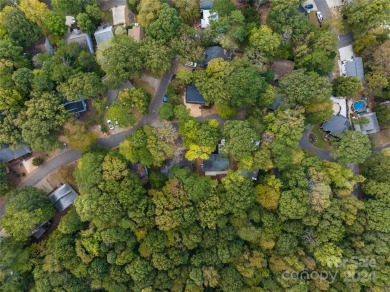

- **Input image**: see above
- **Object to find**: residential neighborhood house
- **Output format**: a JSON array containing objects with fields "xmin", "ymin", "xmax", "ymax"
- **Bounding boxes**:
[{"xmin": 353, "ymin": 112, "xmax": 380, "ymax": 134}]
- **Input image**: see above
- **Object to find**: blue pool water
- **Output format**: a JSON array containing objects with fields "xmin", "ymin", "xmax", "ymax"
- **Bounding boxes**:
[{"xmin": 353, "ymin": 100, "xmax": 366, "ymax": 112}]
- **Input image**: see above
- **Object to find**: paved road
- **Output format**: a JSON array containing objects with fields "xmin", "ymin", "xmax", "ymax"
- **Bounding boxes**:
[
  {"xmin": 314, "ymin": 0, "xmax": 330, "ymax": 19},
  {"xmin": 18, "ymin": 61, "xmax": 178, "ymax": 187},
  {"xmin": 337, "ymin": 33, "xmax": 353, "ymax": 49},
  {"xmin": 299, "ymin": 128, "xmax": 335, "ymax": 161}
]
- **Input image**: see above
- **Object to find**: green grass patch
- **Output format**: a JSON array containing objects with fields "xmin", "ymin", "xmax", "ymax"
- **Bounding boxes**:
[{"xmin": 310, "ymin": 124, "xmax": 330, "ymax": 149}]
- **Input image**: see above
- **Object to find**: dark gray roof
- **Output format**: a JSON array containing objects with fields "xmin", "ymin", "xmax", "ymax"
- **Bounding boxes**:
[
  {"xmin": 321, "ymin": 115, "xmax": 350, "ymax": 136},
  {"xmin": 200, "ymin": 0, "xmax": 214, "ymax": 9},
  {"xmin": 354, "ymin": 112, "xmax": 380, "ymax": 134},
  {"xmin": 202, "ymin": 46, "xmax": 230, "ymax": 66},
  {"xmin": 0, "ymin": 145, "xmax": 31, "ymax": 162},
  {"xmin": 203, "ymin": 154, "xmax": 229, "ymax": 172},
  {"xmin": 63, "ymin": 98, "xmax": 87, "ymax": 113},
  {"xmin": 45, "ymin": 38, "xmax": 54, "ymax": 56},
  {"xmin": 49, "ymin": 184, "xmax": 78, "ymax": 212},
  {"xmin": 241, "ymin": 169, "xmax": 259, "ymax": 180},
  {"xmin": 65, "ymin": 31, "xmax": 94, "ymax": 54},
  {"xmin": 161, "ymin": 158, "xmax": 193, "ymax": 176},
  {"xmin": 186, "ymin": 84, "xmax": 207, "ymax": 104},
  {"xmin": 345, "ymin": 57, "xmax": 364, "ymax": 81},
  {"xmin": 94, "ymin": 26, "xmax": 114, "ymax": 45}
]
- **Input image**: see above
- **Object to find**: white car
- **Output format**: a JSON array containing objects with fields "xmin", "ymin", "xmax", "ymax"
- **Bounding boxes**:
[
  {"xmin": 185, "ymin": 61, "xmax": 197, "ymax": 68},
  {"xmin": 107, "ymin": 120, "xmax": 114, "ymax": 130},
  {"xmin": 316, "ymin": 11, "xmax": 323, "ymax": 22}
]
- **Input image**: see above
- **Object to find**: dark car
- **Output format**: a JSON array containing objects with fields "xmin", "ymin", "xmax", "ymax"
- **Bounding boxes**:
[
  {"xmin": 171, "ymin": 74, "xmax": 176, "ymax": 81},
  {"xmin": 163, "ymin": 95, "xmax": 168, "ymax": 103},
  {"xmin": 305, "ymin": 4, "xmax": 314, "ymax": 9}
]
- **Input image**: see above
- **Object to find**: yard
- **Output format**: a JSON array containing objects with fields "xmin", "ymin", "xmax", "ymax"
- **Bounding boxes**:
[
  {"xmin": 131, "ymin": 78, "xmax": 156, "ymax": 95},
  {"xmin": 310, "ymin": 124, "xmax": 330, "ymax": 149},
  {"xmin": 370, "ymin": 129, "xmax": 390, "ymax": 148},
  {"xmin": 102, "ymin": 10, "xmax": 113, "ymax": 24}
]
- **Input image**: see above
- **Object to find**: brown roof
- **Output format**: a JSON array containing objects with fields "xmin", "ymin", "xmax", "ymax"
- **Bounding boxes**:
[
  {"xmin": 128, "ymin": 25, "xmax": 144, "ymax": 42},
  {"xmin": 271, "ymin": 59, "xmax": 294, "ymax": 79}
]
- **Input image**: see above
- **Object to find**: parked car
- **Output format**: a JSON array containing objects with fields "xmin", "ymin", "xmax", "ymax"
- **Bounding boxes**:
[
  {"xmin": 304, "ymin": 4, "xmax": 313, "ymax": 10},
  {"xmin": 185, "ymin": 62, "xmax": 197, "ymax": 68},
  {"xmin": 316, "ymin": 11, "xmax": 323, "ymax": 22},
  {"xmin": 107, "ymin": 119, "xmax": 114, "ymax": 130},
  {"xmin": 163, "ymin": 95, "xmax": 168, "ymax": 103}
]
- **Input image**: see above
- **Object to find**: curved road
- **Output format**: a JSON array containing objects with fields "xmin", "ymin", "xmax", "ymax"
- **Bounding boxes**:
[{"xmin": 19, "ymin": 62, "xmax": 177, "ymax": 187}]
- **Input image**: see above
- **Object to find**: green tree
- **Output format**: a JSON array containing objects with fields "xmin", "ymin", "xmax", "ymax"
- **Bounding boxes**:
[
  {"xmin": 137, "ymin": 0, "xmax": 161, "ymax": 27},
  {"xmin": 52, "ymin": 0, "xmax": 83, "ymax": 15},
  {"xmin": 0, "ymin": 6, "xmax": 41, "ymax": 48},
  {"xmin": 0, "ymin": 161, "xmax": 11, "ymax": 195},
  {"xmin": 118, "ymin": 87, "xmax": 150, "ymax": 114},
  {"xmin": 174, "ymin": 0, "xmax": 199, "ymax": 25},
  {"xmin": 76, "ymin": 13, "xmax": 95, "ymax": 34},
  {"xmin": 159, "ymin": 103, "xmax": 175, "ymax": 120},
  {"xmin": 332, "ymin": 76, "xmax": 364, "ymax": 97},
  {"xmin": 146, "ymin": 3, "xmax": 182, "ymax": 41},
  {"xmin": 0, "ymin": 186, "xmax": 55, "ymax": 241},
  {"xmin": 57, "ymin": 72, "xmax": 105, "ymax": 100},
  {"xmin": 249, "ymin": 26, "xmax": 281, "ymax": 58},
  {"xmin": 342, "ymin": 0, "xmax": 390, "ymax": 35},
  {"xmin": 331, "ymin": 130, "xmax": 372, "ymax": 164},
  {"xmin": 0, "ymin": 88, "xmax": 24, "ymax": 111},
  {"xmin": 211, "ymin": 0, "xmax": 236, "ymax": 17},
  {"xmin": 139, "ymin": 38, "xmax": 174, "ymax": 77},
  {"xmin": 97, "ymin": 36, "xmax": 142, "ymax": 89},
  {"xmin": 44, "ymin": 12, "xmax": 67, "ymax": 36},
  {"xmin": 74, "ymin": 151, "xmax": 105, "ymax": 191},
  {"xmin": 12, "ymin": 68, "xmax": 33, "ymax": 94},
  {"xmin": 19, "ymin": 0, "xmax": 49, "ymax": 28},
  {"xmin": 16, "ymin": 93, "xmax": 67, "ymax": 151},
  {"xmin": 223, "ymin": 120, "xmax": 258, "ymax": 161}
]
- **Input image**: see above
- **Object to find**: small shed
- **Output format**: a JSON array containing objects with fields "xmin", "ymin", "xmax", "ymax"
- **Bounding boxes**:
[
  {"xmin": 31, "ymin": 221, "xmax": 50, "ymax": 240},
  {"xmin": 94, "ymin": 25, "xmax": 114, "ymax": 45},
  {"xmin": 186, "ymin": 84, "xmax": 207, "ymax": 104},
  {"xmin": 0, "ymin": 145, "xmax": 31, "ymax": 163},
  {"xmin": 200, "ymin": 0, "xmax": 214, "ymax": 9},
  {"xmin": 112, "ymin": 5, "xmax": 128, "ymax": 26},
  {"xmin": 353, "ymin": 112, "xmax": 380, "ymax": 134},
  {"xmin": 48, "ymin": 184, "xmax": 78, "ymax": 212},
  {"xmin": 345, "ymin": 57, "xmax": 364, "ymax": 81},
  {"xmin": 202, "ymin": 154, "xmax": 229, "ymax": 176},
  {"xmin": 321, "ymin": 115, "xmax": 350, "ymax": 137}
]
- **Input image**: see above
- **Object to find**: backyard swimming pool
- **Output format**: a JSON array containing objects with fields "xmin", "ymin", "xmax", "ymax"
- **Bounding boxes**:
[{"xmin": 353, "ymin": 100, "xmax": 366, "ymax": 113}]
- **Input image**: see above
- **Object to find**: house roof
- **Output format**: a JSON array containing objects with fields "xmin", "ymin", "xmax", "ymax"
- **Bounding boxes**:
[
  {"xmin": 201, "ymin": 10, "xmax": 218, "ymax": 28},
  {"xmin": 202, "ymin": 46, "xmax": 230, "ymax": 66},
  {"xmin": 0, "ymin": 144, "xmax": 31, "ymax": 162},
  {"xmin": 44, "ymin": 38, "xmax": 54, "ymax": 56},
  {"xmin": 48, "ymin": 184, "xmax": 78, "ymax": 212},
  {"xmin": 65, "ymin": 30, "xmax": 94, "ymax": 54},
  {"xmin": 271, "ymin": 59, "xmax": 294, "ymax": 79},
  {"xmin": 345, "ymin": 57, "xmax": 364, "ymax": 81},
  {"xmin": 112, "ymin": 5, "xmax": 127, "ymax": 26},
  {"xmin": 200, "ymin": 0, "xmax": 214, "ymax": 9},
  {"xmin": 94, "ymin": 26, "xmax": 114, "ymax": 45},
  {"xmin": 203, "ymin": 154, "xmax": 229, "ymax": 172},
  {"xmin": 354, "ymin": 112, "xmax": 380, "ymax": 134},
  {"xmin": 128, "ymin": 25, "xmax": 144, "ymax": 42},
  {"xmin": 321, "ymin": 115, "xmax": 350, "ymax": 136},
  {"xmin": 65, "ymin": 16, "xmax": 75, "ymax": 27},
  {"xmin": 241, "ymin": 169, "xmax": 260, "ymax": 180},
  {"xmin": 63, "ymin": 98, "xmax": 87, "ymax": 113},
  {"xmin": 186, "ymin": 84, "xmax": 207, "ymax": 104}
]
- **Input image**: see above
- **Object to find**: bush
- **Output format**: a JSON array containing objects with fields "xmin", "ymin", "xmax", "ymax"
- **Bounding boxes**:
[
  {"xmin": 32, "ymin": 157, "xmax": 44, "ymax": 166},
  {"xmin": 149, "ymin": 171, "xmax": 167, "ymax": 189}
]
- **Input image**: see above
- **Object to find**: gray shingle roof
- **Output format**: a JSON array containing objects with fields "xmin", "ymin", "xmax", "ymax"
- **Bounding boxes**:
[
  {"xmin": 94, "ymin": 26, "xmax": 114, "ymax": 45},
  {"xmin": 200, "ymin": 0, "xmax": 214, "ymax": 9},
  {"xmin": 345, "ymin": 57, "xmax": 364, "ymax": 81},
  {"xmin": 321, "ymin": 115, "xmax": 350, "ymax": 136},
  {"xmin": 354, "ymin": 112, "xmax": 380, "ymax": 134},
  {"xmin": 186, "ymin": 84, "xmax": 207, "ymax": 104},
  {"xmin": 202, "ymin": 46, "xmax": 230, "ymax": 66},
  {"xmin": 0, "ymin": 145, "xmax": 31, "ymax": 162},
  {"xmin": 48, "ymin": 184, "xmax": 78, "ymax": 212},
  {"xmin": 63, "ymin": 98, "xmax": 87, "ymax": 113},
  {"xmin": 203, "ymin": 154, "xmax": 229, "ymax": 172}
]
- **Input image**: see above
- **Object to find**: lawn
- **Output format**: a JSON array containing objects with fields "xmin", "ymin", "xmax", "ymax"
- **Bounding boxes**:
[
  {"xmin": 131, "ymin": 78, "xmax": 156, "ymax": 95},
  {"xmin": 370, "ymin": 129, "xmax": 390, "ymax": 148},
  {"xmin": 308, "ymin": 11, "xmax": 321, "ymax": 28},
  {"xmin": 310, "ymin": 124, "xmax": 330, "ymax": 149}
]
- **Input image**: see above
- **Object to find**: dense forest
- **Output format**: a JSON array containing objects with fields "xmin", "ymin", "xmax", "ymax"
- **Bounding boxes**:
[{"xmin": 1, "ymin": 0, "xmax": 390, "ymax": 290}]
